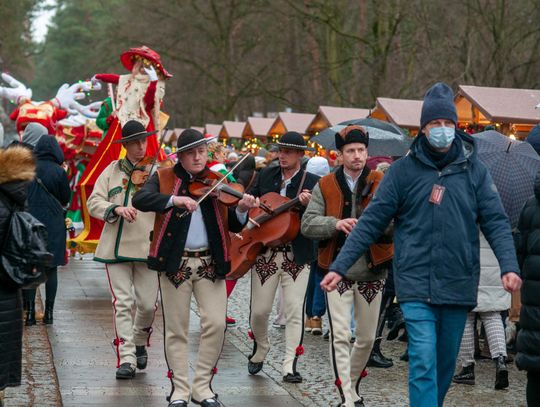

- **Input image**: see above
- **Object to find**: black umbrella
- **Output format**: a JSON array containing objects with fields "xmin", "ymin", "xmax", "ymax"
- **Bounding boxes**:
[
  {"xmin": 474, "ymin": 130, "xmax": 540, "ymax": 228},
  {"xmin": 311, "ymin": 124, "xmax": 412, "ymax": 156},
  {"xmin": 339, "ymin": 118, "xmax": 403, "ymax": 135}
]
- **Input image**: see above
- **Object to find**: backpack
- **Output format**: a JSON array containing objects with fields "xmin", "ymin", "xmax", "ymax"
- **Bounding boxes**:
[{"xmin": 0, "ymin": 192, "xmax": 53, "ymax": 289}]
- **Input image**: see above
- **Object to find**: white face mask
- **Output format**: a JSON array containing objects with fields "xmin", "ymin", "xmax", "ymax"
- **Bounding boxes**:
[{"xmin": 428, "ymin": 127, "xmax": 455, "ymax": 149}]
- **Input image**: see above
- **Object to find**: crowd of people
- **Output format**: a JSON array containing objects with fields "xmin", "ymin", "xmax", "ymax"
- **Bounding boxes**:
[{"xmin": 1, "ymin": 81, "xmax": 540, "ymax": 407}]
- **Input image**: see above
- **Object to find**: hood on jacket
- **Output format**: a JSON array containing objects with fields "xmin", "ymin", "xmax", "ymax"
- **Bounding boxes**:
[
  {"xmin": 34, "ymin": 135, "xmax": 64, "ymax": 165},
  {"xmin": 22, "ymin": 122, "xmax": 48, "ymax": 150},
  {"xmin": 0, "ymin": 146, "xmax": 36, "ymax": 184}
]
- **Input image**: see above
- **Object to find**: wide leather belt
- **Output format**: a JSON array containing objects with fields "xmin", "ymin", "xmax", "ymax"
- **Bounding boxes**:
[{"xmin": 182, "ymin": 249, "xmax": 211, "ymax": 258}]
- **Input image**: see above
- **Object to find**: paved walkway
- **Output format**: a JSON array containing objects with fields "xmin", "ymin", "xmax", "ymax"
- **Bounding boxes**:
[
  {"xmin": 4, "ymin": 256, "xmax": 528, "ymax": 406},
  {"xmin": 46, "ymin": 257, "xmax": 303, "ymax": 407}
]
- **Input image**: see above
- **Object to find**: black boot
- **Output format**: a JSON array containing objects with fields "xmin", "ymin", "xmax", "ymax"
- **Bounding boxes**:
[
  {"xmin": 453, "ymin": 364, "xmax": 475, "ymax": 385},
  {"xmin": 367, "ymin": 339, "xmax": 393, "ymax": 368},
  {"xmin": 494, "ymin": 354, "xmax": 509, "ymax": 390},
  {"xmin": 135, "ymin": 345, "xmax": 148, "ymax": 370},
  {"xmin": 25, "ymin": 301, "xmax": 36, "ymax": 326},
  {"xmin": 43, "ymin": 300, "xmax": 54, "ymax": 325},
  {"xmin": 400, "ymin": 346, "xmax": 409, "ymax": 362},
  {"xmin": 387, "ymin": 306, "xmax": 406, "ymax": 341}
]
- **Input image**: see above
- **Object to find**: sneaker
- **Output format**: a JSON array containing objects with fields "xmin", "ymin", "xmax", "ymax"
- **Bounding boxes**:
[
  {"xmin": 226, "ymin": 316, "xmax": 236, "ymax": 326},
  {"xmin": 323, "ymin": 330, "xmax": 330, "ymax": 341},
  {"xmin": 311, "ymin": 316, "xmax": 322, "ymax": 335},
  {"xmin": 304, "ymin": 317, "xmax": 313, "ymax": 332}
]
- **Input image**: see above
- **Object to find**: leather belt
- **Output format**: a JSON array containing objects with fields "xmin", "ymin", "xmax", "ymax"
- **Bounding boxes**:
[
  {"xmin": 272, "ymin": 245, "xmax": 292, "ymax": 253},
  {"xmin": 182, "ymin": 249, "xmax": 211, "ymax": 258}
]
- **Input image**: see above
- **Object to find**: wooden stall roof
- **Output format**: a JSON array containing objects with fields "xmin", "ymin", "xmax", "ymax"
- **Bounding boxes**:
[
  {"xmin": 163, "ymin": 128, "xmax": 184, "ymax": 144},
  {"xmin": 308, "ymin": 106, "xmax": 370, "ymax": 135},
  {"xmin": 269, "ymin": 112, "xmax": 316, "ymax": 136},
  {"xmin": 243, "ymin": 117, "xmax": 275, "ymax": 138},
  {"xmin": 371, "ymin": 97, "xmax": 423, "ymax": 129},
  {"xmin": 190, "ymin": 126, "xmax": 205, "ymax": 133},
  {"xmin": 219, "ymin": 121, "xmax": 246, "ymax": 139},
  {"xmin": 456, "ymin": 85, "xmax": 540, "ymax": 125},
  {"xmin": 205, "ymin": 124, "xmax": 223, "ymax": 137}
]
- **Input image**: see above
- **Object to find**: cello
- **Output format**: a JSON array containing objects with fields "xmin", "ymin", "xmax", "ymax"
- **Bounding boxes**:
[{"xmin": 226, "ymin": 192, "xmax": 304, "ymax": 280}]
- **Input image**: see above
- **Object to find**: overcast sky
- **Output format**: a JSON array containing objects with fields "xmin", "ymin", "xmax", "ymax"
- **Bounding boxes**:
[{"xmin": 31, "ymin": 0, "xmax": 56, "ymax": 43}]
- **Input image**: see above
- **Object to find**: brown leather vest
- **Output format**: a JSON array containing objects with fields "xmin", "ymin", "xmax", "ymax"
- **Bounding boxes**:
[
  {"xmin": 318, "ymin": 169, "xmax": 393, "ymax": 271},
  {"xmin": 148, "ymin": 167, "xmax": 231, "ymax": 259}
]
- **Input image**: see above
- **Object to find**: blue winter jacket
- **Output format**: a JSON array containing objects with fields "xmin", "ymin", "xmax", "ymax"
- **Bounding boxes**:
[{"xmin": 330, "ymin": 131, "xmax": 519, "ymax": 307}]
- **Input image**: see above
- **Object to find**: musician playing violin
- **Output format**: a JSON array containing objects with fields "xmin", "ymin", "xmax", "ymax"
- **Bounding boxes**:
[
  {"xmin": 87, "ymin": 120, "xmax": 161, "ymax": 380},
  {"xmin": 246, "ymin": 131, "xmax": 319, "ymax": 384},
  {"xmin": 132, "ymin": 129, "xmax": 258, "ymax": 407}
]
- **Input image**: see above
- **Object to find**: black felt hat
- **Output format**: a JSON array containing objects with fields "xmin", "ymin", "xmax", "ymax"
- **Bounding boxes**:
[
  {"xmin": 335, "ymin": 125, "xmax": 369, "ymax": 150},
  {"xmin": 113, "ymin": 120, "xmax": 158, "ymax": 144},
  {"xmin": 176, "ymin": 129, "xmax": 211, "ymax": 153},
  {"xmin": 276, "ymin": 131, "xmax": 314, "ymax": 151}
]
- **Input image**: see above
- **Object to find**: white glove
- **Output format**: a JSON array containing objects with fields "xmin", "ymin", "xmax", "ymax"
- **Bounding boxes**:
[
  {"xmin": 72, "ymin": 100, "xmax": 102, "ymax": 118},
  {"xmin": 53, "ymin": 80, "xmax": 101, "ymax": 110},
  {"xmin": 144, "ymin": 66, "xmax": 158, "ymax": 82},
  {"xmin": 0, "ymin": 73, "xmax": 32, "ymax": 104}
]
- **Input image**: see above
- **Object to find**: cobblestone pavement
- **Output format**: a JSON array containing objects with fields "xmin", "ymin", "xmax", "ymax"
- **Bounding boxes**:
[
  {"xmin": 4, "ymin": 292, "xmax": 62, "ymax": 407},
  {"xmin": 226, "ymin": 273, "xmax": 528, "ymax": 407},
  {"xmin": 3, "ymin": 258, "xmax": 528, "ymax": 406}
]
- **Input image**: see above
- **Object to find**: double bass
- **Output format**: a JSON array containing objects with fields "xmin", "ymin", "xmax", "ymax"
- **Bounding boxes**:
[{"xmin": 226, "ymin": 192, "xmax": 304, "ymax": 280}]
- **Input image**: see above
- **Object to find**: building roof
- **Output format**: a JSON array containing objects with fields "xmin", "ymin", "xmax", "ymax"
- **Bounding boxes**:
[
  {"xmin": 204, "ymin": 124, "xmax": 223, "ymax": 137},
  {"xmin": 219, "ymin": 121, "xmax": 246, "ymax": 139},
  {"xmin": 269, "ymin": 112, "xmax": 316, "ymax": 135},
  {"xmin": 243, "ymin": 117, "xmax": 275, "ymax": 138},
  {"xmin": 371, "ymin": 97, "xmax": 423, "ymax": 129},
  {"xmin": 190, "ymin": 126, "xmax": 205, "ymax": 133},
  {"xmin": 308, "ymin": 106, "xmax": 370, "ymax": 135},
  {"xmin": 456, "ymin": 85, "xmax": 540, "ymax": 124}
]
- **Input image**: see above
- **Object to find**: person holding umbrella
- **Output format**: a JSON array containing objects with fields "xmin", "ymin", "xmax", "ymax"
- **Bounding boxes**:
[{"xmin": 320, "ymin": 82, "xmax": 522, "ymax": 407}]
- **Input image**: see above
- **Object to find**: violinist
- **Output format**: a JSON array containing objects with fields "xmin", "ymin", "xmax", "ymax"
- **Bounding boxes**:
[
  {"xmin": 87, "ymin": 120, "xmax": 160, "ymax": 380},
  {"xmin": 132, "ymin": 129, "xmax": 258, "ymax": 407},
  {"xmin": 246, "ymin": 131, "xmax": 319, "ymax": 384}
]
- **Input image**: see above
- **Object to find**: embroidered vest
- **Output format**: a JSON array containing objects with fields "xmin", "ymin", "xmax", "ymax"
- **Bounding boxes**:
[{"xmin": 318, "ymin": 169, "xmax": 393, "ymax": 272}]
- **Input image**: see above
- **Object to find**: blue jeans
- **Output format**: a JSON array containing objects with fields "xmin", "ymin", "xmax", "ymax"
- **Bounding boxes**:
[
  {"xmin": 305, "ymin": 262, "xmax": 326, "ymax": 317},
  {"xmin": 400, "ymin": 302, "xmax": 468, "ymax": 407}
]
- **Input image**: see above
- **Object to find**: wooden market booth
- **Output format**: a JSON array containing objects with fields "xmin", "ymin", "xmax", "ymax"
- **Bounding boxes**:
[
  {"xmin": 267, "ymin": 112, "xmax": 315, "ymax": 144},
  {"xmin": 219, "ymin": 121, "xmax": 246, "ymax": 148},
  {"xmin": 455, "ymin": 85, "xmax": 540, "ymax": 139},
  {"xmin": 242, "ymin": 117, "xmax": 275, "ymax": 149},
  {"xmin": 307, "ymin": 105, "xmax": 370, "ymax": 137},
  {"xmin": 204, "ymin": 123, "xmax": 223, "ymax": 138},
  {"xmin": 370, "ymin": 97, "xmax": 423, "ymax": 136}
]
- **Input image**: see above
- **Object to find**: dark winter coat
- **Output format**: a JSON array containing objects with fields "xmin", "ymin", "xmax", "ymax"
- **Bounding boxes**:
[
  {"xmin": 27, "ymin": 136, "xmax": 70, "ymax": 266},
  {"xmin": 248, "ymin": 164, "xmax": 320, "ymax": 265},
  {"xmin": 0, "ymin": 146, "xmax": 35, "ymax": 390},
  {"xmin": 330, "ymin": 131, "xmax": 519, "ymax": 307},
  {"xmin": 516, "ymin": 173, "xmax": 540, "ymax": 372}
]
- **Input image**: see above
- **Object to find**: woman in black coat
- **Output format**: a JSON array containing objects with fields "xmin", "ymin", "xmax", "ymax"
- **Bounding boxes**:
[
  {"xmin": 0, "ymin": 146, "xmax": 35, "ymax": 396},
  {"xmin": 516, "ymin": 172, "xmax": 540, "ymax": 406},
  {"xmin": 23, "ymin": 135, "xmax": 70, "ymax": 325}
]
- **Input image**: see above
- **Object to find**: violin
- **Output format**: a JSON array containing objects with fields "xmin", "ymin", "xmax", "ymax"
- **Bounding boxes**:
[
  {"xmin": 189, "ymin": 171, "xmax": 246, "ymax": 206},
  {"xmin": 131, "ymin": 156, "xmax": 173, "ymax": 186}
]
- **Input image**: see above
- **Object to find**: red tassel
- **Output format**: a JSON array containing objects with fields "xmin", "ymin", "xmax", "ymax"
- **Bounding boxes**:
[
  {"xmin": 212, "ymin": 367, "xmax": 218, "ymax": 375},
  {"xmin": 335, "ymin": 377, "xmax": 342, "ymax": 387},
  {"xmin": 248, "ymin": 330, "xmax": 254, "ymax": 340},
  {"xmin": 295, "ymin": 345, "xmax": 304, "ymax": 356},
  {"xmin": 361, "ymin": 369, "xmax": 368, "ymax": 378},
  {"xmin": 167, "ymin": 369, "xmax": 174, "ymax": 379}
]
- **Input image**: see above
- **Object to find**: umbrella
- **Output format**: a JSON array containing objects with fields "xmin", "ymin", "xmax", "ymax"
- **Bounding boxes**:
[
  {"xmin": 474, "ymin": 130, "xmax": 540, "ymax": 228},
  {"xmin": 339, "ymin": 118, "xmax": 403, "ymax": 135},
  {"xmin": 311, "ymin": 124, "xmax": 412, "ymax": 156}
]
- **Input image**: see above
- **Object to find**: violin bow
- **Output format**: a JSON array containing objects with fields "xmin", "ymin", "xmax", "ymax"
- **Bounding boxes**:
[
  {"xmin": 135, "ymin": 127, "xmax": 169, "ymax": 181},
  {"xmin": 178, "ymin": 153, "xmax": 251, "ymax": 218}
]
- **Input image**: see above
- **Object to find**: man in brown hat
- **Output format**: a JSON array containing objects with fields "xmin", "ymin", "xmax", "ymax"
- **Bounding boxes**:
[
  {"xmin": 87, "ymin": 120, "xmax": 160, "ymax": 380},
  {"xmin": 132, "ymin": 129, "xmax": 258, "ymax": 407},
  {"xmin": 302, "ymin": 125, "xmax": 392, "ymax": 407},
  {"xmin": 246, "ymin": 131, "xmax": 319, "ymax": 383}
]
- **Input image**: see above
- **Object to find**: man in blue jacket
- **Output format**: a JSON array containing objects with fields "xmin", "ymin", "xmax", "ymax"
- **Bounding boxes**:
[{"xmin": 321, "ymin": 82, "xmax": 522, "ymax": 407}]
